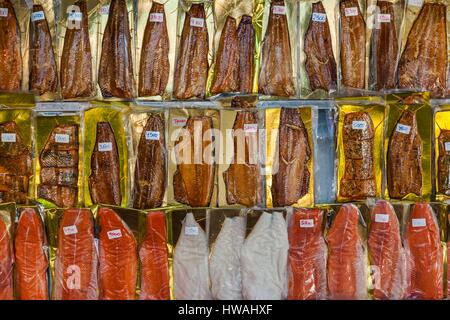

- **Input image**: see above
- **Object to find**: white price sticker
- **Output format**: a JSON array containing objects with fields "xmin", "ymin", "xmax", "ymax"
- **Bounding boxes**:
[
  {"xmin": 145, "ymin": 131, "xmax": 160, "ymax": 140},
  {"xmin": 300, "ymin": 219, "xmax": 314, "ymax": 228},
  {"xmin": 149, "ymin": 12, "xmax": 164, "ymax": 22},
  {"xmin": 107, "ymin": 229, "xmax": 122, "ymax": 239},
  {"xmin": 273, "ymin": 5, "xmax": 286, "ymax": 15},
  {"xmin": 98, "ymin": 142, "xmax": 112, "ymax": 152},
  {"xmin": 377, "ymin": 13, "xmax": 391, "ymax": 23},
  {"xmin": 408, "ymin": 0, "xmax": 423, "ymax": 7},
  {"xmin": 375, "ymin": 214, "xmax": 389, "ymax": 223},
  {"xmin": 352, "ymin": 121, "xmax": 367, "ymax": 130},
  {"xmin": 31, "ymin": 11, "xmax": 45, "ymax": 21},
  {"xmin": 1, "ymin": 133, "xmax": 16, "ymax": 143},
  {"xmin": 312, "ymin": 12, "xmax": 326, "ymax": 22},
  {"xmin": 0, "ymin": 8, "xmax": 8, "ymax": 17},
  {"xmin": 396, "ymin": 124, "xmax": 411, "ymax": 134},
  {"xmin": 185, "ymin": 226, "xmax": 199, "ymax": 236},
  {"xmin": 55, "ymin": 134, "xmax": 70, "ymax": 144},
  {"xmin": 63, "ymin": 225, "xmax": 78, "ymax": 235},
  {"xmin": 190, "ymin": 17, "xmax": 204, "ymax": 28},
  {"xmin": 445, "ymin": 142, "xmax": 450, "ymax": 151},
  {"xmin": 99, "ymin": 5, "xmax": 109, "ymax": 15},
  {"xmin": 68, "ymin": 12, "xmax": 83, "ymax": 21},
  {"xmin": 412, "ymin": 218, "xmax": 426, "ymax": 227},
  {"xmin": 172, "ymin": 117, "xmax": 187, "ymax": 126},
  {"xmin": 344, "ymin": 7, "xmax": 358, "ymax": 16},
  {"xmin": 244, "ymin": 123, "xmax": 258, "ymax": 133}
]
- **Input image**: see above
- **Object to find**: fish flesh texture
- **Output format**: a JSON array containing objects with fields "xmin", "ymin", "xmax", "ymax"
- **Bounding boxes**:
[
  {"xmin": 369, "ymin": 1, "xmax": 398, "ymax": 90},
  {"xmin": 173, "ymin": 4, "xmax": 209, "ymax": 99},
  {"xmin": 339, "ymin": 0, "xmax": 366, "ymax": 89},
  {"xmin": 223, "ymin": 111, "xmax": 260, "ymax": 207},
  {"xmin": 0, "ymin": 121, "xmax": 32, "ymax": 204},
  {"xmin": 173, "ymin": 212, "xmax": 211, "ymax": 300},
  {"xmin": 98, "ymin": 208, "xmax": 137, "ymax": 300},
  {"xmin": 54, "ymin": 209, "xmax": 98, "ymax": 300},
  {"xmin": 404, "ymin": 203, "xmax": 443, "ymax": 300},
  {"xmin": 272, "ymin": 108, "xmax": 311, "ymax": 207},
  {"xmin": 397, "ymin": 3, "xmax": 447, "ymax": 97},
  {"xmin": 98, "ymin": 0, "xmax": 134, "ymax": 98},
  {"xmin": 258, "ymin": 0, "xmax": 295, "ymax": 96},
  {"xmin": 210, "ymin": 16, "xmax": 239, "ymax": 95},
  {"xmin": 14, "ymin": 208, "xmax": 48, "ymax": 300},
  {"xmin": 29, "ymin": 5, "xmax": 58, "ymax": 95},
  {"xmin": 368, "ymin": 200, "xmax": 406, "ymax": 300},
  {"xmin": 89, "ymin": 122, "xmax": 121, "ymax": 206},
  {"xmin": 139, "ymin": 211, "xmax": 170, "ymax": 300},
  {"xmin": 288, "ymin": 208, "xmax": 327, "ymax": 300},
  {"xmin": 0, "ymin": 216, "xmax": 13, "ymax": 300},
  {"xmin": 210, "ymin": 216, "xmax": 246, "ymax": 300},
  {"xmin": 173, "ymin": 116, "xmax": 215, "ymax": 207},
  {"xmin": 387, "ymin": 110, "xmax": 422, "ymax": 198},
  {"xmin": 448, "ymin": 213, "xmax": 450, "ymax": 298},
  {"xmin": 237, "ymin": 15, "xmax": 255, "ymax": 94},
  {"xmin": 60, "ymin": 0, "xmax": 93, "ymax": 99},
  {"xmin": 0, "ymin": 0, "xmax": 22, "ymax": 91},
  {"xmin": 138, "ymin": 2, "xmax": 169, "ymax": 97},
  {"xmin": 241, "ymin": 212, "xmax": 289, "ymax": 300},
  {"xmin": 133, "ymin": 114, "xmax": 166, "ymax": 209},
  {"xmin": 340, "ymin": 111, "xmax": 376, "ymax": 199},
  {"xmin": 438, "ymin": 130, "xmax": 450, "ymax": 195},
  {"xmin": 304, "ymin": 1, "xmax": 337, "ymax": 92},
  {"xmin": 38, "ymin": 124, "xmax": 79, "ymax": 207},
  {"xmin": 327, "ymin": 204, "xmax": 366, "ymax": 300}
]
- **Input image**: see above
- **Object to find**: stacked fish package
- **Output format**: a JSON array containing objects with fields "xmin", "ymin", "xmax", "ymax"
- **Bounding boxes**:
[{"xmin": 433, "ymin": 100, "xmax": 450, "ymax": 200}]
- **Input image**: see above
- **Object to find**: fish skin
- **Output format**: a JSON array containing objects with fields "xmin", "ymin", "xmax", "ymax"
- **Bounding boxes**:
[
  {"xmin": 340, "ymin": 111, "xmax": 376, "ymax": 199},
  {"xmin": 40, "ymin": 167, "xmax": 78, "ymax": 186},
  {"xmin": 397, "ymin": 3, "xmax": 447, "ymax": 97},
  {"xmin": 258, "ymin": 0, "xmax": 295, "ymax": 96},
  {"xmin": 54, "ymin": 209, "xmax": 98, "ymax": 300},
  {"xmin": 98, "ymin": 208, "xmax": 137, "ymax": 300},
  {"xmin": 369, "ymin": 1, "xmax": 398, "ymax": 90},
  {"xmin": 98, "ymin": 0, "xmax": 134, "ymax": 98},
  {"xmin": 14, "ymin": 208, "xmax": 49, "ymax": 300},
  {"xmin": 60, "ymin": 0, "xmax": 93, "ymax": 99},
  {"xmin": 139, "ymin": 211, "xmax": 170, "ymax": 300},
  {"xmin": 288, "ymin": 208, "xmax": 327, "ymax": 300},
  {"xmin": 437, "ymin": 130, "xmax": 450, "ymax": 195},
  {"xmin": 237, "ymin": 15, "xmax": 255, "ymax": 94},
  {"xmin": 138, "ymin": 2, "xmax": 170, "ymax": 97},
  {"xmin": 223, "ymin": 111, "xmax": 260, "ymax": 207},
  {"xmin": 304, "ymin": 1, "xmax": 337, "ymax": 92},
  {"xmin": 0, "ymin": 0, "xmax": 22, "ymax": 91},
  {"xmin": 38, "ymin": 185, "xmax": 78, "ymax": 208},
  {"xmin": 133, "ymin": 114, "xmax": 166, "ymax": 209},
  {"xmin": 387, "ymin": 110, "xmax": 422, "ymax": 198},
  {"xmin": 29, "ymin": 5, "xmax": 58, "ymax": 95},
  {"xmin": 173, "ymin": 3, "xmax": 209, "ymax": 99},
  {"xmin": 0, "ymin": 216, "xmax": 13, "ymax": 300},
  {"xmin": 271, "ymin": 108, "xmax": 311, "ymax": 207},
  {"xmin": 339, "ymin": 0, "xmax": 366, "ymax": 89},
  {"xmin": 404, "ymin": 203, "xmax": 443, "ymax": 300},
  {"xmin": 89, "ymin": 122, "xmax": 121, "ymax": 206},
  {"xmin": 210, "ymin": 16, "xmax": 239, "ymax": 95},
  {"xmin": 173, "ymin": 116, "xmax": 215, "ymax": 207},
  {"xmin": 368, "ymin": 200, "xmax": 406, "ymax": 300}
]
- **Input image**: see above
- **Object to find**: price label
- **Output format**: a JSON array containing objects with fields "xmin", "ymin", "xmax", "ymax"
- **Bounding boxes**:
[
  {"xmin": 445, "ymin": 142, "xmax": 450, "ymax": 151},
  {"xmin": 172, "ymin": 117, "xmax": 187, "ymax": 126},
  {"xmin": 63, "ymin": 225, "xmax": 78, "ymax": 235},
  {"xmin": 149, "ymin": 12, "xmax": 164, "ymax": 22},
  {"xmin": 55, "ymin": 134, "xmax": 70, "ymax": 144},
  {"xmin": 244, "ymin": 124, "xmax": 258, "ymax": 133},
  {"xmin": 273, "ymin": 5, "xmax": 286, "ymax": 15},
  {"xmin": 0, "ymin": 8, "xmax": 8, "ymax": 17},
  {"xmin": 1, "ymin": 133, "xmax": 16, "ymax": 143},
  {"xmin": 412, "ymin": 218, "xmax": 426, "ymax": 227},
  {"xmin": 145, "ymin": 131, "xmax": 160, "ymax": 140},
  {"xmin": 408, "ymin": 0, "xmax": 423, "ymax": 7},
  {"xmin": 352, "ymin": 121, "xmax": 367, "ymax": 130},
  {"xmin": 312, "ymin": 12, "xmax": 326, "ymax": 22},
  {"xmin": 377, "ymin": 13, "xmax": 391, "ymax": 23},
  {"xmin": 185, "ymin": 226, "xmax": 199, "ymax": 236},
  {"xmin": 344, "ymin": 7, "xmax": 358, "ymax": 16},
  {"xmin": 98, "ymin": 142, "xmax": 112, "ymax": 152},
  {"xmin": 190, "ymin": 17, "xmax": 204, "ymax": 28},
  {"xmin": 31, "ymin": 11, "xmax": 45, "ymax": 22},
  {"xmin": 107, "ymin": 229, "xmax": 122, "ymax": 239},
  {"xmin": 99, "ymin": 5, "xmax": 109, "ymax": 15},
  {"xmin": 300, "ymin": 219, "xmax": 314, "ymax": 228},
  {"xmin": 375, "ymin": 214, "xmax": 389, "ymax": 223},
  {"xmin": 396, "ymin": 124, "xmax": 411, "ymax": 134},
  {"xmin": 68, "ymin": 12, "xmax": 83, "ymax": 21}
]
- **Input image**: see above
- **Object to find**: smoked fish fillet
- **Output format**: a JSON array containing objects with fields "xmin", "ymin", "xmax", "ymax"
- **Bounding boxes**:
[
  {"xmin": 271, "ymin": 108, "xmax": 310, "ymax": 207},
  {"xmin": 0, "ymin": 217, "xmax": 13, "ymax": 300},
  {"xmin": 339, "ymin": 0, "xmax": 366, "ymax": 89},
  {"xmin": 258, "ymin": 0, "xmax": 295, "ymax": 96},
  {"xmin": 210, "ymin": 16, "xmax": 239, "ymax": 95},
  {"xmin": 29, "ymin": 5, "xmax": 58, "ymax": 96},
  {"xmin": 139, "ymin": 211, "xmax": 170, "ymax": 300},
  {"xmin": 133, "ymin": 114, "xmax": 166, "ymax": 209},
  {"xmin": 15, "ymin": 208, "xmax": 48, "ymax": 300},
  {"xmin": 387, "ymin": 110, "xmax": 422, "ymax": 198},
  {"xmin": 237, "ymin": 15, "xmax": 255, "ymax": 94},
  {"xmin": 89, "ymin": 122, "xmax": 121, "ymax": 206},
  {"xmin": 0, "ymin": 0, "xmax": 22, "ymax": 91},
  {"xmin": 138, "ymin": 2, "xmax": 169, "ymax": 97},
  {"xmin": 368, "ymin": 200, "xmax": 405, "ymax": 300},
  {"xmin": 404, "ymin": 203, "xmax": 443, "ymax": 300},
  {"xmin": 223, "ymin": 111, "xmax": 260, "ymax": 207},
  {"xmin": 437, "ymin": 130, "xmax": 450, "ymax": 195},
  {"xmin": 369, "ymin": 1, "xmax": 398, "ymax": 90},
  {"xmin": 173, "ymin": 4, "xmax": 209, "ymax": 99},
  {"xmin": 288, "ymin": 208, "xmax": 327, "ymax": 300},
  {"xmin": 448, "ymin": 213, "xmax": 450, "ymax": 298},
  {"xmin": 98, "ymin": 208, "xmax": 137, "ymax": 300},
  {"xmin": 98, "ymin": 0, "xmax": 134, "ymax": 98},
  {"xmin": 173, "ymin": 116, "xmax": 214, "ymax": 207},
  {"xmin": 60, "ymin": 0, "xmax": 93, "ymax": 99},
  {"xmin": 340, "ymin": 111, "xmax": 376, "ymax": 199},
  {"xmin": 304, "ymin": 1, "xmax": 337, "ymax": 92},
  {"xmin": 327, "ymin": 204, "xmax": 366, "ymax": 300},
  {"xmin": 397, "ymin": 3, "xmax": 447, "ymax": 97},
  {"xmin": 54, "ymin": 209, "xmax": 97, "ymax": 300}
]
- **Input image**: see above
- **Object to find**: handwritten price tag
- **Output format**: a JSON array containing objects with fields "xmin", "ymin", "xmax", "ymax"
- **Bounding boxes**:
[
  {"xmin": 375, "ymin": 214, "xmax": 389, "ymax": 223},
  {"xmin": 312, "ymin": 12, "xmax": 326, "ymax": 22},
  {"xmin": 145, "ymin": 131, "xmax": 160, "ymax": 140},
  {"xmin": 300, "ymin": 219, "xmax": 314, "ymax": 228},
  {"xmin": 149, "ymin": 12, "xmax": 164, "ymax": 22},
  {"xmin": 55, "ymin": 134, "xmax": 70, "ymax": 143},
  {"xmin": 190, "ymin": 17, "xmax": 204, "ymax": 28},
  {"xmin": 31, "ymin": 11, "xmax": 45, "ymax": 21},
  {"xmin": 352, "ymin": 121, "xmax": 367, "ymax": 130},
  {"xmin": 273, "ymin": 5, "xmax": 286, "ymax": 15},
  {"xmin": 1, "ymin": 133, "xmax": 16, "ymax": 143},
  {"xmin": 0, "ymin": 8, "xmax": 8, "ymax": 17},
  {"xmin": 396, "ymin": 124, "xmax": 411, "ymax": 134},
  {"xmin": 98, "ymin": 142, "xmax": 112, "ymax": 152},
  {"xmin": 344, "ymin": 7, "xmax": 358, "ymax": 16}
]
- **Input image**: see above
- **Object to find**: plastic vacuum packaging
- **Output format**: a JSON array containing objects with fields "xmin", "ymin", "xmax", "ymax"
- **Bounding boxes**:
[
  {"xmin": 83, "ymin": 103, "xmax": 129, "ymax": 207},
  {"xmin": 0, "ymin": 203, "xmax": 15, "ymax": 300},
  {"xmin": 447, "ymin": 206, "xmax": 450, "ymax": 299},
  {"xmin": 172, "ymin": 209, "xmax": 211, "ymax": 300},
  {"xmin": 336, "ymin": 97, "xmax": 385, "ymax": 201},
  {"xmin": 136, "ymin": 0, "xmax": 178, "ymax": 100},
  {"xmin": 433, "ymin": 101, "xmax": 450, "ymax": 200},
  {"xmin": 299, "ymin": 0, "xmax": 338, "ymax": 98},
  {"xmin": 167, "ymin": 106, "xmax": 219, "ymax": 207},
  {"xmin": 384, "ymin": 92, "xmax": 432, "ymax": 201},
  {"xmin": 241, "ymin": 209, "xmax": 289, "ymax": 300}
]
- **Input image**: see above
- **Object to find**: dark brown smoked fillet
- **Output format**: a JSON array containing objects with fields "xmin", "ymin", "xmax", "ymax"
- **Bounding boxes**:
[
  {"xmin": 438, "ymin": 130, "xmax": 450, "ymax": 195},
  {"xmin": 237, "ymin": 15, "xmax": 255, "ymax": 94}
]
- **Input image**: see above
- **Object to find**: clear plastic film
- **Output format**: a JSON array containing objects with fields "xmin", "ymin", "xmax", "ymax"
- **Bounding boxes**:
[
  {"xmin": 0, "ymin": 203, "xmax": 15, "ymax": 300},
  {"xmin": 433, "ymin": 101, "xmax": 450, "ymax": 201}
]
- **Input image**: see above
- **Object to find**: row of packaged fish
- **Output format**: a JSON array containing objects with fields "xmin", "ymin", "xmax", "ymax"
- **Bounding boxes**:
[{"xmin": 0, "ymin": 0, "xmax": 449, "ymax": 100}]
